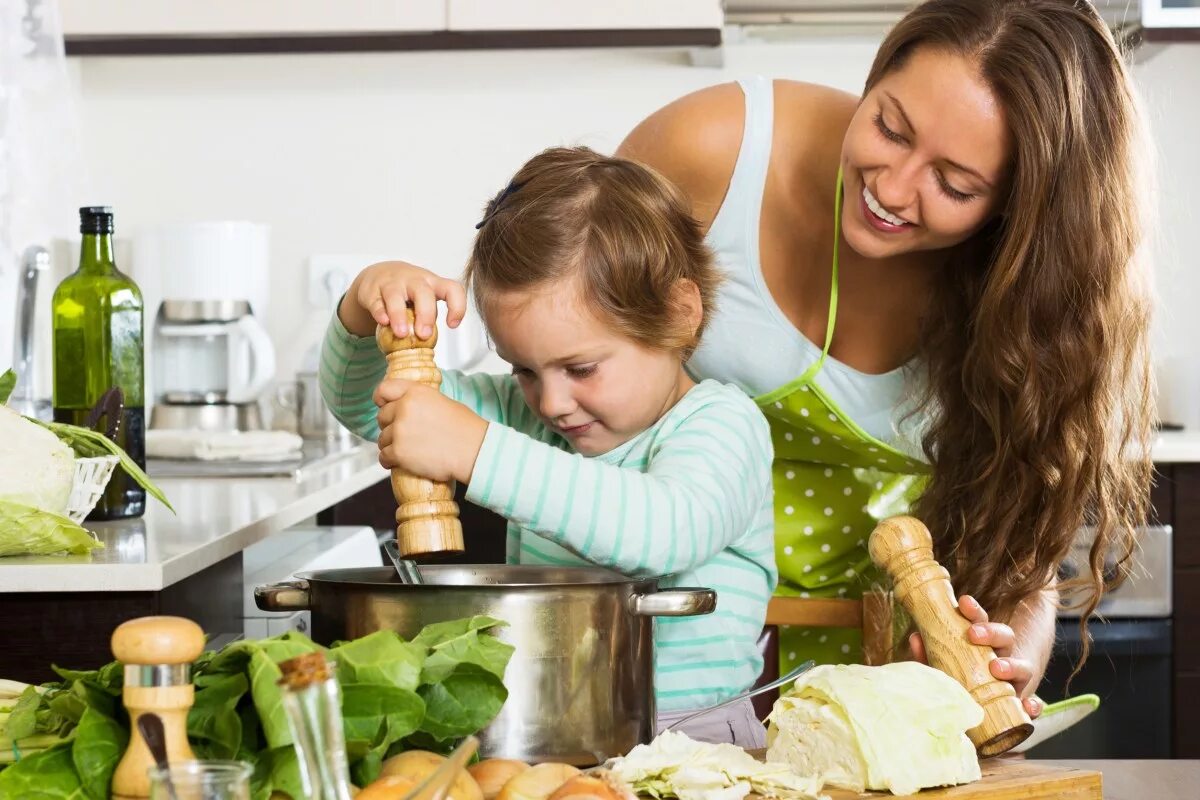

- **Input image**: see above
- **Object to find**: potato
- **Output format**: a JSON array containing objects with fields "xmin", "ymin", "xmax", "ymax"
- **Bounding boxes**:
[
  {"xmin": 469, "ymin": 759, "xmax": 531, "ymax": 800},
  {"xmin": 547, "ymin": 771, "xmax": 634, "ymax": 800},
  {"xmin": 496, "ymin": 763, "xmax": 581, "ymax": 800},
  {"xmin": 378, "ymin": 750, "xmax": 484, "ymax": 800},
  {"xmin": 357, "ymin": 775, "xmax": 420, "ymax": 800}
]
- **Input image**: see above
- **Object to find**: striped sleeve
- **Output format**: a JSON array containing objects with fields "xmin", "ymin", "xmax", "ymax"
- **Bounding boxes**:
[
  {"xmin": 464, "ymin": 394, "xmax": 774, "ymax": 578},
  {"xmin": 319, "ymin": 314, "xmax": 388, "ymax": 441},
  {"xmin": 319, "ymin": 313, "xmax": 536, "ymax": 438}
]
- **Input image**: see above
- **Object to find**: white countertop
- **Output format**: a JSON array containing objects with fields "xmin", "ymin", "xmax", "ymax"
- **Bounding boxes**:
[
  {"xmin": 1151, "ymin": 430, "xmax": 1200, "ymax": 463},
  {"xmin": 0, "ymin": 443, "xmax": 387, "ymax": 593},
  {"xmin": 2, "ymin": 431, "xmax": 1195, "ymax": 594}
]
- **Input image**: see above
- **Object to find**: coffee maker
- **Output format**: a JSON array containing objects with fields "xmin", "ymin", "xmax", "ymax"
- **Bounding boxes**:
[
  {"xmin": 150, "ymin": 299, "xmax": 275, "ymax": 431},
  {"xmin": 134, "ymin": 222, "xmax": 276, "ymax": 432}
]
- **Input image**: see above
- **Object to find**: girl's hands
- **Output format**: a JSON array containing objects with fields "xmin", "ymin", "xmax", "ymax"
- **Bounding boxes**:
[
  {"xmin": 909, "ymin": 594, "xmax": 1044, "ymax": 719},
  {"xmin": 339, "ymin": 260, "xmax": 468, "ymax": 339},
  {"xmin": 374, "ymin": 378, "xmax": 487, "ymax": 484}
]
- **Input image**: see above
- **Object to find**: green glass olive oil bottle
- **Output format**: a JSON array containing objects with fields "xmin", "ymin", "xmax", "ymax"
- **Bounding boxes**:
[{"xmin": 52, "ymin": 206, "xmax": 147, "ymax": 520}]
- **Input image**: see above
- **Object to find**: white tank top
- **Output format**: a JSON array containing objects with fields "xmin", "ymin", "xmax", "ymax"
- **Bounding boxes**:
[{"xmin": 687, "ymin": 76, "xmax": 918, "ymax": 446}]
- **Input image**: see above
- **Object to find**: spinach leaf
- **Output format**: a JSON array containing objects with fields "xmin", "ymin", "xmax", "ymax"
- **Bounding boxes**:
[
  {"xmin": 245, "ymin": 633, "xmax": 321, "ymax": 749},
  {"xmin": 420, "ymin": 628, "xmax": 514, "ymax": 685},
  {"xmin": 72, "ymin": 707, "xmax": 127, "ymax": 800},
  {"xmin": 417, "ymin": 663, "xmax": 508, "ymax": 742},
  {"xmin": 6, "ymin": 686, "xmax": 43, "ymax": 740},
  {"xmin": 330, "ymin": 630, "xmax": 425, "ymax": 691},
  {"xmin": 412, "ymin": 616, "xmax": 507, "ymax": 649},
  {"xmin": 188, "ymin": 672, "xmax": 248, "ymax": 759},
  {"xmin": 340, "ymin": 683, "xmax": 425, "ymax": 746},
  {"xmin": 0, "ymin": 744, "xmax": 87, "ymax": 799}
]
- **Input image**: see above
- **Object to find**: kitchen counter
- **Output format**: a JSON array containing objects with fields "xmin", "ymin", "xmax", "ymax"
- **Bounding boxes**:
[
  {"xmin": 1036, "ymin": 759, "xmax": 1200, "ymax": 799},
  {"xmin": 0, "ymin": 442, "xmax": 386, "ymax": 592},
  {"xmin": 1152, "ymin": 430, "xmax": 1200, "ymax": 463}
]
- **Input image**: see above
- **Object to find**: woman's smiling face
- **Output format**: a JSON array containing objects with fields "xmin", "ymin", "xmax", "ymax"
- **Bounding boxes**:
[{"xmin": 840, "ymin": 46, "xmax": 1013, "ymax": 260}]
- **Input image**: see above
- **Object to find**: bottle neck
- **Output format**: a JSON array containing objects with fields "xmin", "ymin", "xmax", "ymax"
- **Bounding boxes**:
[
  {"xmin": 79, "ymin": 233, "xmax": 117, "ymax": 275},
  {"xmin": 282, "ymin": 679, "xmax": 355, "ymax": 800}
]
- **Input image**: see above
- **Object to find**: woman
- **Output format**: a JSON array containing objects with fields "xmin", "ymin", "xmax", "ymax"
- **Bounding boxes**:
[
  {"xmin": 615, "ymin": 0, "xmax": 1153, "ymax": 717},
  {"xmin": 373, "ymin": 0, "xmax": 1154, "ymax": 718}
]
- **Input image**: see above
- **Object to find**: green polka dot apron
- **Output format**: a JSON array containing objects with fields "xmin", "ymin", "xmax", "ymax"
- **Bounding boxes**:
[{"xmin": 755, "ymin": 174, "xmax": 929, "ymax": 671}]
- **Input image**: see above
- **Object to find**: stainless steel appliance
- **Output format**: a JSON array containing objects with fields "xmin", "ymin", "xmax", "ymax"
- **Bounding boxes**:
[
  {"xmin": 255, "ymin": 565, "xmax": 716, "ymax": 765},
  {"xmin": 149, "ymin": 299, "xmax": 275, "ymax": 431},
  {"xmin": 9, "ymin": 245, "xmax": 52, "ymax": 420},
  {"xmin": 1031, "ymin": 524, "xmax": 1173, "ymax": 759}
]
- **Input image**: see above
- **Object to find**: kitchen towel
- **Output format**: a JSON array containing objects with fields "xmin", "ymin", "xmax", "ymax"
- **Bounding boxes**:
[{"xmin": 146, "ymin": 429, "xmax": 304, "ymax": 462}]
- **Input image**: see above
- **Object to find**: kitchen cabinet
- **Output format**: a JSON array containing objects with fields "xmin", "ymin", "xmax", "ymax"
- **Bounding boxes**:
[
  {"xmin": 58, "ymin": 0, "xmax": 722, "ymax": 55},
  {"xmin": 446, "ymin": 1, "xmax": 723, "ymax": 31},
  {"xmin": 59, "ymin": 0, "xmax": 446, "ymax": 36}
]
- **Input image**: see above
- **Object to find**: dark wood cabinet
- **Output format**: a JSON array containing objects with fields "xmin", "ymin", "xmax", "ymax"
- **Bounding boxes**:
[{"xmin": 1168, "ymin": 464, "xmax": 1200, "ymax": 758}]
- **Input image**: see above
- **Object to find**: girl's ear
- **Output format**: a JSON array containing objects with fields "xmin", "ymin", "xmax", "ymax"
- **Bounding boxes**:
[{"xmin": 672, "ymin": 278, "xmax": 704, "ymax": 339}]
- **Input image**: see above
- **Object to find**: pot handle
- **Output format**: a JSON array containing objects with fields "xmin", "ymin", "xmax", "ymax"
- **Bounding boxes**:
[
  {"xmin": 254, "ymin": 580, "xmax": 312, "ymax": 611},
  {"xmin": 630, "ymin": 587, "xmax": 716, "ymax": 617}
]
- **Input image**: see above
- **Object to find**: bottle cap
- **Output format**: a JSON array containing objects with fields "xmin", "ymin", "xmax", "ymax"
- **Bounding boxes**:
[{"xmin": 80, "ymin": 206, "xmax": 114, "ymax": 234}]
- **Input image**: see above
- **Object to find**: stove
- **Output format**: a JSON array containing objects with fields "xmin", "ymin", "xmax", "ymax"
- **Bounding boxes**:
[
  {"xmin": 1034, "ymin": 523, "xmax": 1174, "ymax": 759},
  {"xmin": 1056, "ymin": 524, "xmax": 1172, "ymax": 618}
]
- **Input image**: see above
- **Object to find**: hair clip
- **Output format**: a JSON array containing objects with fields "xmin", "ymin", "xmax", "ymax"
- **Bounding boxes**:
[{"xmin": 475, "ymin": 180, "xmax": 525, "ymax": 230}]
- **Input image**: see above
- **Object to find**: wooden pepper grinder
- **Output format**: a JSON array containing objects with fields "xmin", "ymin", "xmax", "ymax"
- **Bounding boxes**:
[
  {"xmin": 110, "ymin": 616, "xmax": 205, "ymax": 799},
  {"xmin": 377, "ymin": 310, "xmax": 464, "ymax": 557},
  {"xmin": 869, "ymin": 516, "xmax": 1034, "ymax": 757}
]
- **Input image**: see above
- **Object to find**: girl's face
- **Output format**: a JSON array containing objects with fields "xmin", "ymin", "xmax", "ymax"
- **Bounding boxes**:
[
  {"xmin": 840, "ymin": 46, "xmax": 1013, "ymax": 260},
  {"xmin": 486, "ymin": 281, "xmax": 692, "ymax": 457}
]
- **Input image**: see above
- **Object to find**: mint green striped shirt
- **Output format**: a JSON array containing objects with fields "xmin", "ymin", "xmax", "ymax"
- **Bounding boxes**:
[{"xmin": 321, "ymin": 316, "xmax": 777, "ymax": 710}]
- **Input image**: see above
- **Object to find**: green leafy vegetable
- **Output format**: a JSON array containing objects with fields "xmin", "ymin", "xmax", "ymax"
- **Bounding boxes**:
[
  {"xmin": 0, "ymin": 369, "xmax": 15, "ymax": 405},
  {"xmin": 0, "ymin": 745, "xmax": 88, "ymax": 799},
  {"xmin": 0, "ymin": 617, "xmax": 514, "ymax": 798},
  {"xmin": 31, "ymin": 419, "xmax": 174, "ymax": 514},
  {"xmin": 71, "ymin": 708, "xmax": 127, "ymax": 800},
  {"xmin": 0, "ymin": 502, "xmax": 103, "ymax": 557}
]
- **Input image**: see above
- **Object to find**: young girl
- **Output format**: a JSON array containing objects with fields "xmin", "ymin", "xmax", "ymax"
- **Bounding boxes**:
[{"xmin": 321, "ymin": 146, "xmax": 778, "ymax": 746}]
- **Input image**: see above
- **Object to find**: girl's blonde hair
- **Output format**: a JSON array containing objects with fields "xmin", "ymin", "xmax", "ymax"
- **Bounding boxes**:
[
  {"xmin": 465, "ymin": 146, "xmax": 720, "ymax": 358},
  {"xmin": 873, "ymin": 0, "xmax": 1155, "ymax": 670}
]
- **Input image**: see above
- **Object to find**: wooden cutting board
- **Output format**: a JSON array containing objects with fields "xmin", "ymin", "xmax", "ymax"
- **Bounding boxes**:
[{"xmin": 825, "ymin": 758, "xmax": 1102, "ymax": 799}]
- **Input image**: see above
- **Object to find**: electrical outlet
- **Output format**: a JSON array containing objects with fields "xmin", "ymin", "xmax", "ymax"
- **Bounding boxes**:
[{"xmin": 306, "ymin": 254, "xmax": 384, "ymax": 309}]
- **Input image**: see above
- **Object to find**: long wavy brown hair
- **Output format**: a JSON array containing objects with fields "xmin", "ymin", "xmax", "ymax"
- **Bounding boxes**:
[{"xmin": 869, "ymin": 0, "xmax": 1155, "ymax": 664}]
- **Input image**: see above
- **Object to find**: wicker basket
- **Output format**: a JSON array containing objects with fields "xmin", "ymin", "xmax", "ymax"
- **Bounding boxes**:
[{"xmin": 66, "ymin": 455, "xmax": 120, "ymax": 523}]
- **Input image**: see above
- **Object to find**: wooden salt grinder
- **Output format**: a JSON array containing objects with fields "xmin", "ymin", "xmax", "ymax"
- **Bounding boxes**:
[
  {"xmin": 111, "ymin": 616, "xmax": 206, "ymax": 799},
  {"xmin": 377, "ymin": 310, "xmax": 465, "ymax": 557},
  {"xmin": 868, "ymin": 516, "xmax": 1034, "ymax": 757}
]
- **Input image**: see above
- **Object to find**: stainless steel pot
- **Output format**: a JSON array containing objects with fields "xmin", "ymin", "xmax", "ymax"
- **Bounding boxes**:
[{"xmin": 255, "ymin": 565, "xmax": 715, "ymax": 765}]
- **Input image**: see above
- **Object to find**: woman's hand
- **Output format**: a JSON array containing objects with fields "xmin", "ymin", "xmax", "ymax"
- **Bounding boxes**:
[
  {"xmin": 909, "ymin": 594, "xmax": 1044, "ymax": 719},
  {"xmin": 374, "ymin": 378, "xmax": 487, "ymax": 484},
  {"xmin": 339, "ymin": 260, "xmax": 468, "ymax": 339}
]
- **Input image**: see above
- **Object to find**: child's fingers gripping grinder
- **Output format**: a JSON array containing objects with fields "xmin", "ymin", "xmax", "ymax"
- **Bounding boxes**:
[{"xmin": 377, "ymin": 309, "xmax": 465, "ymax": 559}]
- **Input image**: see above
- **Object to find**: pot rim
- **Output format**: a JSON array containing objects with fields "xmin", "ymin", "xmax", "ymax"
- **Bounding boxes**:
[{"xmin": 296, "ymin": 564, "xmax": 659, "ymax": 589}]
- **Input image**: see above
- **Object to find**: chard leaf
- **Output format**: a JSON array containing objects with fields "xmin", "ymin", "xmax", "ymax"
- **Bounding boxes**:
[
  {"xmin": 417, "ymin": 663, "xmax": 507, "ymax": 742},
  {"xmin": 330, "ymin": 630, "xmax": 425, "ymax": 691},
  {"xmin": 188, "ymin": 672, "xmax": 248, "ymax": 759},
  {"xmin": 6, "ymin": 686, "xmax": 44, "ymax": 740},
  {"xmin": 340, "ymin": 683, "xmax": 425, "ymax": 747},
  {"xmin": 0, "ymin": 744, "xmax": 87, "ymax": 799},
  {"xmin": 72, "ymin": 707, "xmax": 127, "ymax": 800}
]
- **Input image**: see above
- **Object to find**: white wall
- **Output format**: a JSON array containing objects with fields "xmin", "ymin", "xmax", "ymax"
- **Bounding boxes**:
[{"xmin": 6, "ymin": 37, "xmax": 1200, "ymax": 422}]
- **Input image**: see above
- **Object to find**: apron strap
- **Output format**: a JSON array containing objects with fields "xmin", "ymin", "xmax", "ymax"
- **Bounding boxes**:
[{"xmin": 797, "ymin": 168, "xmax": 843, "ymax": 384}]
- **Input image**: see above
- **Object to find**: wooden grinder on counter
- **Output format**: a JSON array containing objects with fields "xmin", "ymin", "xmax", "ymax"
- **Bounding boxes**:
[
  {"xmin": 377, "ymin": 310, "xmax": 465, "ymax": 558},
  {"xmin": 110, "ymin": 615, "xmax": 206, "ymax": 799},
  {"xmin": 869, "ymin": 516, "xmax": 1034, "ymax": 757}
]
